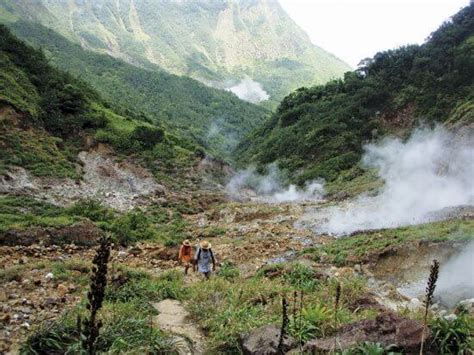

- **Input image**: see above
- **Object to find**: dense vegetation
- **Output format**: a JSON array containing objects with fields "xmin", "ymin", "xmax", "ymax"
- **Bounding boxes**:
[
  {"xmin": 0, "ymin": 24, "xmax": 204, "ymax": 180},
  {"xmin": 236, "ymin": 4, "xmax": 474, "ymax": 184},
  {"xmin": 0, "ymin": 0, "xmax": 350, "ymax": 104},
  {"xmin": 4, "ymin": 21, "xmax": 269, "ymax": 159}
]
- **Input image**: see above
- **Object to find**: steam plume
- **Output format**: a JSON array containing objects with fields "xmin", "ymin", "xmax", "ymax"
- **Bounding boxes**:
[
  {"xmin": 227, "ymin": 77, "xmax": 270, "ymax": 103},
  {"xmin": 435, "ymin": 241, "xmax": 474, "ymax": 307},
  {"xmin": 226, "ymin": 164, "xmax": 324, "ymax": 203},
  {"xmin": 308, "ymin": 127, "xmax": 474, "ymax": 235}
]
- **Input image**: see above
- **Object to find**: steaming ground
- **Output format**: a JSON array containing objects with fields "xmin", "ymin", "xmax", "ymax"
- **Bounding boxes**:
[
  {"xmin": 436, "ymin": 241, "xmax": 474, "ymax": 307},
  {"xmin": 226, "ymin": 77, "xmax": 270, "ymax": 103},
  {"xmin": 304, "ymin": 127, "xmax": 474, "ymax": 236},
  {"xmin": 397, "ymin": 241, "xmax": 474, "ymax": 308},
  {"xmin": 226, "ymin": 164, "xmax": 324, "ymax": 203}
]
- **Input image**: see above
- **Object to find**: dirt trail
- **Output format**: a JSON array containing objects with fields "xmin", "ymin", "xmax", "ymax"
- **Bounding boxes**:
[{"xmin": 153, "ymin": 299, "xmax": 205, "ymax": 354}]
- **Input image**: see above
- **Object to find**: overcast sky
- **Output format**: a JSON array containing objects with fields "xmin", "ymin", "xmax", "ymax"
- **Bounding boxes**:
[{"xmin": 279, "ymin": 0, "xmax": 470, "ymax": 68}]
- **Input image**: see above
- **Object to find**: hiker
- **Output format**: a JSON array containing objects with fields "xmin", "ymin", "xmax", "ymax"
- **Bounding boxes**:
[
  {"xmin": 193, "ymin": 240, "xmax": 216, "ymax": 279},
  {"xmin": 178, "ymin": 239, "xmax": 193, "ymax": 275}
]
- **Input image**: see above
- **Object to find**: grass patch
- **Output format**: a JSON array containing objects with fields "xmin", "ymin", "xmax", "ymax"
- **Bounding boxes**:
[
  {"xmin": 21, "ymin": 259, "xmax": 383, "ymax": 354},
  {"xmin": 105, "ymin": 269, "xmax": 186, "ymax": 303},
  {"xmin": 21, "ymin": 300, "xmax": 175, "ymax": 354},
  {"xmin": 0, "ymin": 195, "xmax": 189, "ymax": 246},
  {"xmin": 325, "ymin": 167, "xmax": 383, "ymax": 199},
  {"xmin": 185, "ymin": 263, "xmax": 371, "ymax": 353},
  {"xmin": 21, "ymin": 267, "xmax": 184, "ymax": 354},
  {"xmin": 307, "ymin": 218, "xmax": 474, "ymax": 266}
]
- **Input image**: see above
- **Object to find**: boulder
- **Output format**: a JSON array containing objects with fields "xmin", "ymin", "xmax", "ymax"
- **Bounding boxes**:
[
  {"xmin": 241, "ymin": 325, "xmax": 296, "ymax": 355},
  {"xmin": 150, "ymin": 246, "xmax": 179, "ymax": 261},
  {"xmin": 303, "ymin": 311, "xmax": 430, "ymax": 353},
  {"xmin": 0, "ymin": 228, "xmax": 49, "ymax": 246},
  {"xmin": 51, "ymin": 220, "xmax": 103, "ymax": 246},
  {"xmin": 457, "ymin": 298, "xmax": 474, "ymax": 315}
]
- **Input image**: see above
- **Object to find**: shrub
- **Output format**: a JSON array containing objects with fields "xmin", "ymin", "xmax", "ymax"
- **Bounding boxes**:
[
  {"xmin": 109, "ymin": 210, "xmax": 156, "ymax": 245},
  {"xmin": 66, "ymin": 199, "xmax": 115, "ymax": 223},
  {"xmin": 291, "ymin": 303, "xmax": 332, "ymax": 341},
  {"xmin": 130, "ymin": 125, "xmax": 164, "ymax": 149},
  {"xmin": 283, "ymin": 263, "xmax": 320, "ymax": 291},
  {"xmin": 217, "ymin": 261, "xmax": 240, "ymax": 280},
  {"xmin": 430, "ymin": 307, "xmax": 473, "ymax": 354}
]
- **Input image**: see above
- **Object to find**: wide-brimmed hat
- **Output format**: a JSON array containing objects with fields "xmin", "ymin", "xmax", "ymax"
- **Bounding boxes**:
[
  {"xmin": 182, "ymin": 239, "xmax": 191, "ymax": 246},
  {"xmin": 200, "ymin": 241, "xmax": 211, "ymax": 250}
]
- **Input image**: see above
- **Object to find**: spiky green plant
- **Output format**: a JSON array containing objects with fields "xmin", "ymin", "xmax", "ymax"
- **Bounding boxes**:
[
  {"xmin": 81, "ymin": 235, "xmax": 111, "ymax": 354},
  {"xmin": 334, "ymin": 281, "xmax": 342, "ymax": 352},
  {"xmin": 278, "ymin": 296, "xmax": 289, "ymax": 354},
  {"xmin": 420, "ymin": 259, "xmax": 439, "ymax": 355}
]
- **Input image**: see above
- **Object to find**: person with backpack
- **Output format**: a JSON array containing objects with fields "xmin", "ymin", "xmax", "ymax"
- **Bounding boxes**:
[
  {"xmin": 193, "ymin": 240, "xmax": 216, "ymax": 279},
  {"xmin": 178, "ymin": 239, "xmax": 193, "ymax": 275}
]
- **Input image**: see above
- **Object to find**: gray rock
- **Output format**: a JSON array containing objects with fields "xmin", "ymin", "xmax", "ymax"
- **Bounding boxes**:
[
  {"xmin": 117, "ymin": 251, "xmax": 128, "ymax": 258},
  {"xmin": 408, "ymin": 298, "xmax": 422, "ymax": 311},
  {"xmin": 241, "ymin": 325, "xmax": 296, "ymax": 355},
  {"xmin": 458, "ymin": 298, "xmax": 474, "ymax": 310},
  {"xmin": 303, "ymin": 311, "xmax": 429, "ymax": 353},
  {"xmin": 444, "ymin": 314, "xmax": 457, "ymax": 322}
]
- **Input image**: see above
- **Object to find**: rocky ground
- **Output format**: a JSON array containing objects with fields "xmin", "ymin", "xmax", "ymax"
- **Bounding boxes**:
[
  {"xmin": 0, "ymin": 147, "xmax": 167, "ymax": 212},
  {"xmin": 3, "ymin": 194, "xmax": 469, "ymax": 353}
]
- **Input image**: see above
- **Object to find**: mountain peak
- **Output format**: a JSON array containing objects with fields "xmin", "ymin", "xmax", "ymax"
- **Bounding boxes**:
[{"xmin": 0, "ymin": 0, "xmax": 350, "ymax": 103}]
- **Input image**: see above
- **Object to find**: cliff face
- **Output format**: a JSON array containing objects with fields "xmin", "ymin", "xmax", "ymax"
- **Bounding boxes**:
[{"xmin": 0, "ymin": 0, "xmax": 350, "ymax": 102}]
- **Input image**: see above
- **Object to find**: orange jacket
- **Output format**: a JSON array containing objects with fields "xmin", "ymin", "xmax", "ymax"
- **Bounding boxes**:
[{"xmin": 179, "ymin": 245, "xmax": 193, "ymax": 263}]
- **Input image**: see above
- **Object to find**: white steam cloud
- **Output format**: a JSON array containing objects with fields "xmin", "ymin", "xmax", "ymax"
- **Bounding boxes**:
[
  {"xmin": 436, "ymin": 241, "xmax": 474, "ymax": 307},
  {"xmin": 308, "ymin": 127, "xmax": 474, "ymax": 235},
  {"xmin": 227, "ymin": 77, "xmax": 270, "ymax": 103},
  {"xmin": 226, "ymin": 164, "xmax": 324, "ymax": 203}
]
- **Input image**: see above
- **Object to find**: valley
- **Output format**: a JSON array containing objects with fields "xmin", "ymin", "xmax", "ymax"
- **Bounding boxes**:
[{"xmin": 0, "ymin": 1, "xmax": 473, "ymax": 354}]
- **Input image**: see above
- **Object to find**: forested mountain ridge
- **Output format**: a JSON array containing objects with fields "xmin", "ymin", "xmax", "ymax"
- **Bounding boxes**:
[
  {"xmin": 3, "ymin": 21, "xmax": 269, "ymax": 160},
  {"xmin": 0, "ymin": 0, "xmax": 350, "ymax": 104},
  {"xmin": 0, "ymin": 24, "xmax": 198, "ymax": 182},
  {"xmin": 236, "ymin": 4, "xmax": 474, "ymax": 187}
]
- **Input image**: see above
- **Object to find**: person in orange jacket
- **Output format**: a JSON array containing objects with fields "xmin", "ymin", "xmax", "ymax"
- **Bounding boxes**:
[{"xmin": 178, "ymin": 239, "xmax": 193, "ymax": 275}]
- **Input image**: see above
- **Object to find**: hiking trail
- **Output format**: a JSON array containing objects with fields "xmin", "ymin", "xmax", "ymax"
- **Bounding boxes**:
[{"xmin": 153, "ymin": 299, "xmax": 205, "ymax": 354}]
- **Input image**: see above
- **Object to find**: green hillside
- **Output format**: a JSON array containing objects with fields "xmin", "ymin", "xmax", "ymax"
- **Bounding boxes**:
[
  {"xmin": 236, "ymin": 4, "xmax": 474, "ymax": 185},
  {"xmin": 0, "ymin": 24, "xmax": 196, "ymax": 180},
  {"xmin": 4, "ymin": 21, "xmax": 269, "ymax": 160},
  {"xmin": 0, "ymin": 0, "xmax": 350, "ymax": 104}
]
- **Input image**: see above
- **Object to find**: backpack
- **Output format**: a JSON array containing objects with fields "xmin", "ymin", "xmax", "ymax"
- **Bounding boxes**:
[{"xmin": 196, "ymin": 247, "xmax": 214, "ymax": 261}]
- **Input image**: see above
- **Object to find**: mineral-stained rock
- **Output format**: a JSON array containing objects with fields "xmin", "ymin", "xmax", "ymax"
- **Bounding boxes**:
[
  {"xmin": 347, "ymin": 294, "xmax": 385, "ymax": 312},
  {"xmin": 0, "ymin": 220, "xmax": 103, "ymax": 246},
  {"xmin": 241, "ymin": 324, "xmax": 296, "ymax": 355},
  {"xmin": 57, "ymin": 284, "xmax": 68, "ymax": 297},
  {"xmin": 303, "ymin": 311, "xmax": 430, "ymax": 353}
]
